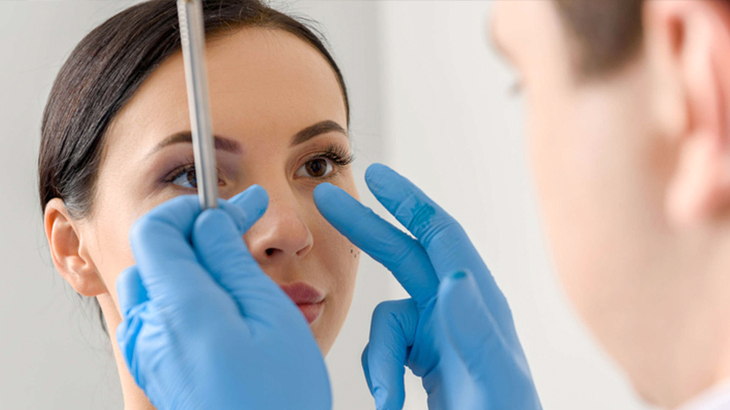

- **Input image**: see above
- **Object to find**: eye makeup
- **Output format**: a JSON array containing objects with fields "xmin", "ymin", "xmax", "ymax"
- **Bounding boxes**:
[
  {"xmin": 154, "ymin": 140, "xmax": 353, "ymax": 192},
  {"xmin": 293, "ymin": 142, "xmax": 354, "ymax": 182},
  {"xmin": 304, "ymin": 142, "xmax": 354, "ymax": 169},
  {"xmin": 164, "ymin": 161, "xmax": 226, "ymax": 189},
  {"xmin": 155, "ymin": 153, "xmax": 233, "ymax": 191}
]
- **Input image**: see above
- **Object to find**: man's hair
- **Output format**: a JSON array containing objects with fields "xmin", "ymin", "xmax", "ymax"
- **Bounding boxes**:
[{"xmin": 552, "ymin": 0, "xmax": 644, "ymax": 76}]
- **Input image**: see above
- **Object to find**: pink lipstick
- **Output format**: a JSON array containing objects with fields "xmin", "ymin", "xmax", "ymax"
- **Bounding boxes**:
[{"xmin": 279, "ymin": 282, "xmax": 324, "ymax": 324}]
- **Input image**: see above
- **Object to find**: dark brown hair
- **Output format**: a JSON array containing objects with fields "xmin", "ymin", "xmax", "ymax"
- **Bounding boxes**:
[
  {"xmin": 38, "ymin": 0, "xmax": 349, "ymax": 331},
  {"xmin": 39, "ymin": 0, "xmax": 349, "ymax": 219},
  {"xmin": 553, "ymin": 0, "xmax": 644, "ymax": 76}
]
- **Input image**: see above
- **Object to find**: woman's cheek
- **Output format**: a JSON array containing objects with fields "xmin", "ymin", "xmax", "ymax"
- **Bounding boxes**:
[
  {"xmin": 328, "ymin": 226, "xmax": 359, "ymax": 310},
  {"xmin": 85, "ymin": 213, "xmax": 136, "ymax": 310}
]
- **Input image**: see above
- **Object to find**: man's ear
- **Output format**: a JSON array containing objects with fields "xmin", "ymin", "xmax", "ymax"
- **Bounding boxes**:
[
  {"xmin": 44, "ymin": 198, "xmax": 107, "ymax": 296},
  {"xmin": 646, "ymin": 0, "xmax": 730, "ymax": 227}
]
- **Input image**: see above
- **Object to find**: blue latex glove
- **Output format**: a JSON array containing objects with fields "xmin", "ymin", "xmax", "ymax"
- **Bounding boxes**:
[
  {"xmin": 115, "ymin": 186, "xmax": 332, "ymax": 410},
  {"xmin": 314, "ymin": 164, "xmax": 541, "ymax": 410}
]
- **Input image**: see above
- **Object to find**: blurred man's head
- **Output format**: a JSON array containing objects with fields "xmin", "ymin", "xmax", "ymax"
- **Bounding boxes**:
[{"xmin": 492, "ymin": 1, "xmax": 730, "ymax": 407}]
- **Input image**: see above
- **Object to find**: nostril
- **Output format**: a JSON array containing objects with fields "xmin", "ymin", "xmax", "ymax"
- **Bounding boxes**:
[
  {"xmin": 296, "ymin": 242, "xmax": 313, "ymax": 257},
  {"xmin": 265, "ymin": 248, "xmax": 276, "ymax": 256}
]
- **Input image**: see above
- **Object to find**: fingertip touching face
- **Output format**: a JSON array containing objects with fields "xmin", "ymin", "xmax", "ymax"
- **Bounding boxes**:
[{"xmin": 79, "ymin": 28, "xmax": 359, "ymax": 356}]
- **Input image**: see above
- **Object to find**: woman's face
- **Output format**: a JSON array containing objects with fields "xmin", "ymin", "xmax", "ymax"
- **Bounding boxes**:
[{"xmin": 77, "ymin": 28, "xmax": 359, "ymax": 355}]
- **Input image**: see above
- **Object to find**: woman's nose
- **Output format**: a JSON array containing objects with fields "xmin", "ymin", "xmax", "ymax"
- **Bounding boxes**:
[{"xmin": 244, "ymin": 190, "xmax": 314, "ymax": 266}]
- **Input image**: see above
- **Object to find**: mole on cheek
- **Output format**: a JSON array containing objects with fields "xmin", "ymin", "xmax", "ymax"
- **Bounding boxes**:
[{"xmin": 350, "ymin": 248, "xmax": 359, "ymax": 258}]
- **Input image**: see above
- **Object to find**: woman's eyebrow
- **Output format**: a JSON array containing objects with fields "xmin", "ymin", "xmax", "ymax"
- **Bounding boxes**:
[
  {"xmin": 147, "ymin": 120, "xmax": 346, "ymax": 158},
  {"xmin": 291, "ymin": 120, "xmax": 348, "ymax": 147},
  {"xmin": 147, "ymin": 132, "xmax": 243, "ymax": 157}
]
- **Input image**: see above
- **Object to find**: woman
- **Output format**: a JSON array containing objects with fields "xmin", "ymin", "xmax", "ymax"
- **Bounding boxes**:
[
  {"xmin": 38, "ymin": 0, "xmax": 360, "ymax": 408},
  {"xmin": 59, "ymin": 0, "xmax": 730, "ymax": 409}
]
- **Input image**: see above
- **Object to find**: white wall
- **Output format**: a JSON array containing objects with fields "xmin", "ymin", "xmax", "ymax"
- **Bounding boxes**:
[{"xmin": 0, "ymin": 1, "xmax": 650, "ymax": 410}]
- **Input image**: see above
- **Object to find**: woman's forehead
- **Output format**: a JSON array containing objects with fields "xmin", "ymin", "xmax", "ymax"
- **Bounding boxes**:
[{"xmin": 105, "ymin": 27, "xmax": 347, "ymax": 159}]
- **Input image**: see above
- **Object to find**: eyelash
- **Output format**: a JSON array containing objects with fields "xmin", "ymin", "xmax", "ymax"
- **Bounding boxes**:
[
  {"xmin": 309, "ymin": 143, "xmax": 355, "ymax": 171},
  {"xmin": 162, "ymin": 156, "xmax": 205, "ymax": 187},
  {"xmin": 162, "ymin": 144, "xmax": 355, "ymax": 188}
]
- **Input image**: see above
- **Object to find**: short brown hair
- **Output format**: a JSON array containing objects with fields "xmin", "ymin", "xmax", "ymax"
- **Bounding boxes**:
[{"xmin": 552, "ymin": 0, "xmax": 644, "ymax": 76}]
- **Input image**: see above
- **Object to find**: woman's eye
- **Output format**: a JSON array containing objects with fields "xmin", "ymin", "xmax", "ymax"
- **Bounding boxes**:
[
  {"xmin": 171, "ymin": 167, "xmax": 198, "ymax": 188},
  {"xmin": 296, "ymin": 158, "xmax": 334, "ymax": 178}
]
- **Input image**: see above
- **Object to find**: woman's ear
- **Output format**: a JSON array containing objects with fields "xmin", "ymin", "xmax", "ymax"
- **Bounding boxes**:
[
  {"xmin": 44, "ymin": 198, "xmax": 107, "ymax": 297},
  {"xmin": 646, "ymin": 0, "xmax": 730, "ymax": 226}
]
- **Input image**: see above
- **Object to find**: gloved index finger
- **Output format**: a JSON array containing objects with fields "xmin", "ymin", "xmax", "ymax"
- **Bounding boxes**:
[
  {"xmin": 364, "ymin": 164, "xmax": 515, "ymax": 327},
  {"xmin": 225, "ymin": 184, "xmax": 269, "ymax": 235},
  {"xmin": 129, "ymin": 195, "xmax": 219, "ymax": 302},
  {"xmin": 314, "ymin": 183, "xmax": 439, "ymax": 308},
  {"xmin": 365, "ymin": 164, "xmax": 481, "ymax": 278}
]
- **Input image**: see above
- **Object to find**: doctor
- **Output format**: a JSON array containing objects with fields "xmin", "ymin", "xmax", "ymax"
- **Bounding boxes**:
[{"xmin": 116, "ymin": 1, "xmax": 730, "ymax": 409}]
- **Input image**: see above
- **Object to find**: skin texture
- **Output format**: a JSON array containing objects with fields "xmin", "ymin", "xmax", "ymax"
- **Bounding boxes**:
[
  {"xmin": 492, "ymin": 1, "xmax": 730, "ymax": 408},
  {"xmin": 43, "ymin": 28, "xmax": 360, "ymax": 410}
]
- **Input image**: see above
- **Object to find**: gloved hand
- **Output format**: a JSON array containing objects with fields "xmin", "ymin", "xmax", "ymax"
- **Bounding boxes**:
[
  {"xmin": 314, "ymin": 164, "xmax": 541, "ymax": 410},
  {"xmin": 115, "ymin": 185, "xmax": 332, "ymax": 410}
]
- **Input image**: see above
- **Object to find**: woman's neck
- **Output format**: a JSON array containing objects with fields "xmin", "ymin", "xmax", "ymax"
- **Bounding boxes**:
[{"xmin": 98, "ymin": 293, "xmax": 156, "ymax": 410}]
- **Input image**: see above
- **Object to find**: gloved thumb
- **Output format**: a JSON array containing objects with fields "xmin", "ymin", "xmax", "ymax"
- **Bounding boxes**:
[
  {"xmin": 191, "ymin": 198, "xmax": 299, "ymax": 327},
  {"xmin": 363, "ymin": 299, "xmax": 418, "ymax": 410}
]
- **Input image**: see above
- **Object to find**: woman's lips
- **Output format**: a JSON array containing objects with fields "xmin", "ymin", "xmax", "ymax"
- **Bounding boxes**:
[
  {"xmin": 279, "ymin": 282, "xmax": 324, "ymax": 324},
  {"xmin": 296, "ymin": 302, "xmax": 324, "ymax": 324}
]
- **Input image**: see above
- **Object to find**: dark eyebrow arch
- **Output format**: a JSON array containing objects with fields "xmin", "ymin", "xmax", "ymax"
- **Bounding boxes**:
[
  {"xmin": 148, "ymin": 120, "xmax": 347, "ymax": 158},
  {"xmin": 148, "ymin": 132, "xmax": 243, "ymax": 157},
  {"xmin": 291, "ymin": 120, "xmax": 348, "ymax": 146}
]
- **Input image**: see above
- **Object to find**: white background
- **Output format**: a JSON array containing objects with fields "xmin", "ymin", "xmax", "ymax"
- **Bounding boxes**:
[{"xmin": 0, "ymin": 1, "xmax": 649, "ymax": 409}]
